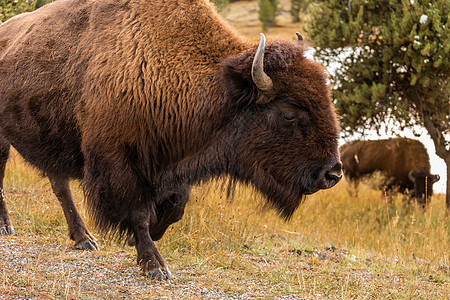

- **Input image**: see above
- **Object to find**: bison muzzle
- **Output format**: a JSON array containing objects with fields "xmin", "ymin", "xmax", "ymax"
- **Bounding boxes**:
[{"xmin": 0, "ymin": 0, "xmax": 341, "ymax": 279}]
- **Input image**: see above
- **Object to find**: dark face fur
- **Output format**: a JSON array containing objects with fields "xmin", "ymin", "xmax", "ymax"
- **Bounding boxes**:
[
  {"xmin": 218, "ymin": 39, "xmax": 342, "ymax": 218},
  {"xmin": 410, "ymin": 172, "xmax": 439, "ymax": 204}
]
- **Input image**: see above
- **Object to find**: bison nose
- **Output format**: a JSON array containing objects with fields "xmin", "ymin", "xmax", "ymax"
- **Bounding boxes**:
[{"xmin": 321, "ymin": 161, "xmax": 342, "ymax": 189}]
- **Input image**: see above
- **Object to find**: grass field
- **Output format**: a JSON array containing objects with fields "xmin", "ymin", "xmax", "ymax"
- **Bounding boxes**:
[{"xmin": 1, "ymin": 148, "xmax": 449, "ymax": 299}]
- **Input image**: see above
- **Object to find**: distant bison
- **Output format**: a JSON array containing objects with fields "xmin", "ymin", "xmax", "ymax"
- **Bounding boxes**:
[
  {"xmin": 0, "ymin": 0, "xmax": 342, "ymax": 279},
  {"xmin": 340, "ymin": 138, "xmax": 439, "ymax": 204}
]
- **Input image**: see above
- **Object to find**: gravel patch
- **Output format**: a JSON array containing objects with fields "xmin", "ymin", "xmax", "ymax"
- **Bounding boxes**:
[{"xmin": 0, "ymin": 235, "xmax": 306, "ymax": 299}]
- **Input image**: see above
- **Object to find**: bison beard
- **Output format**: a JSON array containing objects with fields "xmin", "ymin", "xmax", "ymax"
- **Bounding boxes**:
[{"xmin": 0, "ymin": 0, "xmax": 342, "ymax": 279}]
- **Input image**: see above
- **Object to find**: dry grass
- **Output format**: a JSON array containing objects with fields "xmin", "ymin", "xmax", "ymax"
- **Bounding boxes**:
[{"xmin": 1, "ymin": 148, "xmax": 449, "ymax": 299}]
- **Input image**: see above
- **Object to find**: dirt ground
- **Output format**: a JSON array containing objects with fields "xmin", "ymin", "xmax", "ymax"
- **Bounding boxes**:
[{"xmin": 225, "ymin": 0, "xmax": 308, "ymax": 41}]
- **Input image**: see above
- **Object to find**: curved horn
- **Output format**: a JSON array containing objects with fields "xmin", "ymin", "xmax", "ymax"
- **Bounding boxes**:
[
  {"xmin": 432, "ymin": 174, "xmax": 440, "ymax": 182},
  {"xmin": 408, "ymin": 170, "xmax": 416, "ymax": 182},
  {"xmin": 296, "ymin": 32, "xmax": 303, "ymax": 41},
  {"xmin": 251, "ymin": 33, "xmax": 273, "ymax": 92}
]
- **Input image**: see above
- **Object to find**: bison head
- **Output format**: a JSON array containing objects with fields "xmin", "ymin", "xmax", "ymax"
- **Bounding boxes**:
[
  {"xmin": 408, "ymin": 170, "xmax": 440, "ymax": 203},
  {"xmin": 217, "ymin": 34, "xmax": 342, "ymax": 218}
]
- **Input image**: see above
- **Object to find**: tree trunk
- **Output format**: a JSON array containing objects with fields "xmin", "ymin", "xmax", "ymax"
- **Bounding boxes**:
[{"xmin": 420, "ymin": 115, "xmax": 449, "ymax": 209}]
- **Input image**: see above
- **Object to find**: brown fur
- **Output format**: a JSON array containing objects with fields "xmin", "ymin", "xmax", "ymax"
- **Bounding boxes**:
[
  {"xmin": 0, "ymin": 0, "xmax": 341, "ymax": 278},
  {"xmin": 340, "ymin": 138, "xmax": 440, "ymax": 205}
]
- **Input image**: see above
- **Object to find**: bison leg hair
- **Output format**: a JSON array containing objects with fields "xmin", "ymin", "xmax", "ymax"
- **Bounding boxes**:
[
  {"xmin": 152, "ymin": 189, "xmax": 189, "ymax": 241},
  {"xmin": 127, "ymin": 188, "xmax": 190, "ymax": 246},
  {"xmin": 0, "ymin": 139, "xmax": 15, "ymax": 235},
  {"xmin": 130, "ymin": 208, "xmax": 173, "ymax": 280},
  {"xmin": 47, "ymin": 174, "xmax": 98, "ymax": 250},
  {"xmin": 345, "ymin": 178, "xmax": 360, "ymax": 197}
]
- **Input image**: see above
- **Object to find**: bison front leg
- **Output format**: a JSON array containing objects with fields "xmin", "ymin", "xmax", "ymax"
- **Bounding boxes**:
[
  {"xmin": 47, "ymin": 174, "xmax": 98, "ymax": 250},
  {"xmin": 130, "ymin": 208, "xmax": 173, "ymax": 280},
  {"xmin": 152, "ymin": 191, "xmax": 189, "ymax": 241},
  {"xmin": 127, "ymin": 187, "xmax": 189, "ymax": 246}
]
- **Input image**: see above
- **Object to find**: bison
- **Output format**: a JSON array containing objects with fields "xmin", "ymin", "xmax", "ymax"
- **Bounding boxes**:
[
  {"xmin": 340, "ymin": 138, "xmax": 440, "ymax": 204},
  {"xmin": 0, "ymin": 0, "xmax": 342, "ymax": 279}
]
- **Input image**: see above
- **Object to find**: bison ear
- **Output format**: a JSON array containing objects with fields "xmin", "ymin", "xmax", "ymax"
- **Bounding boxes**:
[
  {"xmin": 220, "ymin": 33, "xmax": 276, "ymax": 106},
  {"xmin": 408, "ymin": 170, "xmax": 416, "ymax": 182},
  {"xmin": 221, "ymin": 63, "xmax": 259, "ymax": 107}
]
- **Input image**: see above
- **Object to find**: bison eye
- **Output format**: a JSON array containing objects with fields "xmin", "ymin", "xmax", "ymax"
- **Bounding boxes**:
[{"xmin": 283, "ymin": 112, "xmax": 297, "ymax": 122}]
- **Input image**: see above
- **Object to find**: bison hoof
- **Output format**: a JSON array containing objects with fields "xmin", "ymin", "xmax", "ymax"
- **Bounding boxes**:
[
  {"xmin": 147, "ymin": 267, "xmax": 173, "ymax": 280},
  {"xmin": 165, "ymin": 267, "xmax": 173, "ymax": 279},
  {"xmin": 75, "ymin": 239, "xmax": 99, "ymax": 250},
  {"xmin": 0, "ymin": 226, "xmax": 15, "ymax": 235}
]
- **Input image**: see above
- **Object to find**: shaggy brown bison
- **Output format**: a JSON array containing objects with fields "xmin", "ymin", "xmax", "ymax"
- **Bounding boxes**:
[
  {"xmin": 340, "ymin": 138, "xmax": 439, "ymax": 204},
  {"xmin": 0, "ymin": 0, "xmax": 342, "ymax": 279}
]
